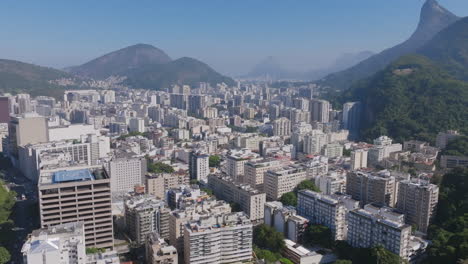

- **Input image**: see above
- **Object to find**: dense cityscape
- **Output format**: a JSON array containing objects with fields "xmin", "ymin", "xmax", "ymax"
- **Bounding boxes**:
[{"xmin": 0, "ymin": 1, "xmax": 467, "ymax": 264}]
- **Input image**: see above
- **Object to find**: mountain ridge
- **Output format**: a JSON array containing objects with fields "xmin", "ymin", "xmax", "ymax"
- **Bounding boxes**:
[{"xmin": 319, "ymin": 0, "xmax": 459, "ymax": 90}]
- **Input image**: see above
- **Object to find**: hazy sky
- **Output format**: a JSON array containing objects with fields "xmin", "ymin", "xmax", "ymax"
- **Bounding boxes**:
[{"xmin": 1, "ymin": 0, "xmax": 467, "ymax": 76}]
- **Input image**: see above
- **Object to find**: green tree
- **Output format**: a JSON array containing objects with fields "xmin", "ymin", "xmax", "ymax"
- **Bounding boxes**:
[
  {"xmin": 0, "ymin": 247, "xmax": 10, "ymax": 264},
  {"xmin": 279, "ymin": 258, "xmax": 294, "ymax": 264},
  {"xmin": 253, "ymin": 224, "xmax": 285, "ymax": 252},
  {"xmin": 304, "ymin": 225, "xmax": 333, "ymax": 248},
  {"xmin": 333, "ymin": 260, "xmax": 352, "ymax": 264},
  {"xmin": 209, "ymin": 155, "xmax": 221, "ymax": 167},
  {"xmin": 147, "ymin": 162, "xmax": 174, "ymax": 173},
  {"xmin": 280, "ymin": 192, "xmax": 297, "ymax": 207},
  {"xmin": 294, "ymin": 180, "xmax": 321, "ymax": 193}
]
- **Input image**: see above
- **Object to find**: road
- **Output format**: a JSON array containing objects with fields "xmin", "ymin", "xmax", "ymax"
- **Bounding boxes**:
[{"xmin": 2, "ymin": 167, "xmax": 40, "ymax": 264}]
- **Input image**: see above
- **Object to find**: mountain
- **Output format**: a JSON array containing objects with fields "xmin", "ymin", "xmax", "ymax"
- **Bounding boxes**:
[
  {"xmin": 343, "ymin": 17, "xmax": 468, "ymax": 143},
  {"xmin": 319, "ymin": 0, "xmax": 459, "ymax": 90},
  {"xmin": 123, "ymin": 57, "xmax": 235, "ymax": 89},
  {"xmin": 0, "ymin": 59, "xmax": 74, "ymax": 98},
  {"xmin": 68, "ymin": 44, "xmax": 172, "ymax": 79},
  {"xmin": 328, "ymin": 51, "xmax": 375, "ymax": 73},
  {"xmin": 245, "ymin": 56, "xmax": 293, "ymax": 80}
]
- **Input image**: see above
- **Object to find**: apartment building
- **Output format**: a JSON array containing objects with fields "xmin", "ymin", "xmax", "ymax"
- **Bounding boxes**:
[
  {"xmin": 124, "ymin": 194, "xmax": 168, "ymax": 245},
  {"xmin": 244, "ymin": 159, "xmax": 284, "ymax": 190},
  {"xmin": 226, "ymin": 149, "xmax": 260, "ymax": 183},
  {"xmin": 183, "ymin": 212, "xmax": 253, "ymax": 264},
  {"xmin": 207, "ymin": 174, "xmax": 266, "ymax": 222},
  {"xmin": 273, "ymin": 117, "xmax": 292, "ymax": 137},
  {"xmin": 350, "ymin": 149, "xmax": 368, "ymax": 170},
  {"xmin": 146, "ymin": 172, "xmax": 189, "ymax": 199},
  {"xmin": 146, "ymin": 232, "xmax": 178, "ymax": 264},
  {"xmin": 347, "ymin": 204, "xmax": 412, "ymax": 259},
  {"xmin": 297, "ymin": 190, "xmax": 359, "ymax": 240},
  {"xmin": 38, "ymin": 167, "xmax": 113, "ymax": 248},
  {"xmin": 189, "ymin": 151, "xmax": 210, "ymax": 182},
  {"xmin": 264, "ymin": 164, "xmax": 307, "ymax": 200},
  {"xmin": 107, "ymin": 155, "xmax": 147, "ymax": 196},
  {"xmin": 264, "ymin": 202, "xmax": 308, "ymax": 243},
  {"xmin": 346, "ymin": 170, "xmax": 397, "ymax": 207},
  {"xmin": 396, "ymin": 180, "xmax": 439, "ymax": 233},
  {"xmin": 314, "ymin": 173, "xmax": 346, "ymax": 195},
  {"xmin": 21, "ymin": 222, "xmax": 86, "ymax": 264}
]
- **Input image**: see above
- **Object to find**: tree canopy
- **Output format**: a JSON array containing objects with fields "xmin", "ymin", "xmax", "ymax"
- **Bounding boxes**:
[
  {"xmin": 209, "ymin": 155, "xmax": 221, "ymax": 167},
  {"xmin": 253, "ymin": 224, "xmax": 285, "ymax": 252},
  {"xmin": 147, "ymin": 162, "xmax": 174, "ymax": 174}
]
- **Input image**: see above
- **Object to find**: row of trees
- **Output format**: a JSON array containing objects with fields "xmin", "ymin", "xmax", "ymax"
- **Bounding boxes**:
[{"xmin": 0, "ymin": 179, "xmax": 15, "ymax": 264}]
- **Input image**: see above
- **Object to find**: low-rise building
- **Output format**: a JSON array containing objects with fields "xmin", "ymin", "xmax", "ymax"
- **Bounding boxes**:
[{"xmin": 146, "ymin": 232, "xmax": 178, "ymax": 264}]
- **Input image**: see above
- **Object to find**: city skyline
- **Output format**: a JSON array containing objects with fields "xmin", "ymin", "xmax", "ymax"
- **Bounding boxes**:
[{"xmin": 1, "ymin": 0, "xmax": 468, "ymax": 75}]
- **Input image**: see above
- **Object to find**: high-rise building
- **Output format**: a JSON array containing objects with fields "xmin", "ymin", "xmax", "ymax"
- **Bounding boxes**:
[
  {"xmin": 16, "ymin": 93, "xmax": 32, "ymax": 114},
  {"xmin": 342, "ymin": 102, "xmax": 362, "ymax": 138},
  {"xmin": 183, "ymin": 212, "xmax": 252, "ymax": 264},
  {"xmin": 8, "ymin": 113, "xmax": 49, "ymax": 157},
  {"xmin": 146, "ymin": 232, "xmax": 178, "ymax": 264},
  {"xmin": 310, "ymin": 99, "xmax": 330, "ymax": 123},
  {"xmin": 129, "ymin": 117, "xmax": 145, "ymax": 133},
  {"xmin": 107, "ymin": 155, "xmax": 147, "ymax": 196},
  {"xmin": 347, "ymin": 204, "xmax": 412, "ymax": 259},
  {"xmin": 244, "ymin": 159, "xmax": 284, "ymax": 190},
  {"xmin": 346, "ymin": 171, "xmax": 397, "ymax": 207},
  {"xmin": 21, "ymin": 222, "xmax": 86, "ymax": 264},
  {"xmin": 396, "ymin": 180, "xmax": 439, "ymax": 233},
  {"xmin": 350, "ymin": 149, "xmax": 368, "ymax": 170},
  {"xmin": 226, "ymin": 150, "xmax": 259, "ymax": 183},
  {"xmin": 146, "ymin": 172, "xmax": 189, "ymax": 200},
  {"xmin": 124, "ymin": 195, "xmax": 168, "ymax": 245},
  {"xmin": 189, "ymin": 151, "xmax": 209, "ymax": 182},
  {"xmin": 207, "ymin": 174, "xmax": 266, "ymax": 222},
  {"xmin": 38, "ymin": 167, "xmax": 114, "ymax": 248},
  {"xmin": 273, "ymin": 117, "xmax": 291, "ymax": 137},
  {"xmin": 303, "ymin": 131, "xmax": 327, "ymax": 155},
  {"xmin": 297, "ymin": 190, "xmax": 359, "ymax": 240},
  {"xmin": 264, "ymin": 165, "xmax": 307, "ymax": 200},
  {"xmin": 0, "ymin": 96, "xmax": 11, "ymax": 123}
]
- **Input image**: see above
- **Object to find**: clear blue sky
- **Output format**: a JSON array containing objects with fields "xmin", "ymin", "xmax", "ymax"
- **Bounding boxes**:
[{"xmin": 1, "ymin": 0, "xmax": 467, "ymax": 76}]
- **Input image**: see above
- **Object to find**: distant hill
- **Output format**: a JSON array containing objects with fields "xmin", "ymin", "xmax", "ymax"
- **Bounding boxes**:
[
  {"xmin": 68, "ymin": 44, "xmax": 234, "ymax": 89},
  {"xmin": 343, "ymin": 17, "xmax": 468, "ymax": 143},
  {"xmin": 0, "ymin": 59, "xmax": 74, "ymax": 98},
  {"xmin": 67, "ymin": 44, "xmax": 172, "ymax": 79},
  {"xmin": 124, "ymin": 57, "xmax": 236, "ymax": 89},
  {"xmin": 244, "ymin": 56, "xmax": 293, "ymax": 80},
  {"xmin": 319, "ymin": 0, "xmax": 459, "ymax": 90}
]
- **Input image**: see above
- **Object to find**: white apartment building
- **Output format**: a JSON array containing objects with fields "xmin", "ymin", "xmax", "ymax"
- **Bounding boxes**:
[
  {"xmin": 129, "ymin": 117, "xmax": 145, "ymax": 133},
  {"xmin": 347, "ymin": 204, "xmax": 412, "ymax": 259},
  {"xmin": 226, "ymin": 149, "xmax": 260, "ymax": 183},
  {"xmin": 350, "ymin": 149, "xmax": 368, "ymax": 170},
  {"xmin": 107, "ymin": 155, "xmax": 147, "ymax": 196},
  {"xmin": 21, "ymin": 222, "xmax": 86, "ymax": 264},
  {"xmin": 189, "ymin": 151, "xmax": 209, "ymax": 182},
  {"xmin": 322, "ymin": 143, "xmax": 343, "ymax": 158},
  {"xmin": 297, "ymin": 190, "xmax": 359, "ymax": 240},
  {"xmin": 264, "ymin": 164, "xmax": 307, "ymax": 200},
  {"xmin": 346, "ymin": 170, "xmax": 398, "ymax": 207},
  {"xmin": 273, "ymin": 117, "xmax": 291, "ymax": 137},
  {"xmin": 315, "ymin": 173, "xmax": 346, "ymax": 195},
  {"xmin": 183, "ymin": 212, "xmax": 253, "ymax": 264}
]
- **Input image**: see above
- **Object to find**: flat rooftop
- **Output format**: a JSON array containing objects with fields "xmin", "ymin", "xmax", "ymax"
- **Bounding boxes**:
[{"xmin": 53, "ymin": 169, "xmax": 94, "ymax": 183}]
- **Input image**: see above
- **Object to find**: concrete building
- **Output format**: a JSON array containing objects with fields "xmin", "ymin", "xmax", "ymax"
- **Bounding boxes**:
[
  {"xmin": 310, "ymin": 99, "xmax": 330, "ymax": 123},
  {"xmin": 208, "ymin": 174, "xmax": 266, "ymax": 222},
  {"xmin": 282, "ymin": 239, "xmax": 337, "ymax": 264},
  {"xmin": 21, "ymin": 222, "xmax": 86, "ymax": 264},
  {"xmin": 0, "ymin": 96, "xmax": 11, "ymax": 123},
  {"xmin": 264, "ymin": 202, "xmax": 308, "ymax": 243},
  {"xmin": 189, "ymin": 151, "xmax": 209, "ymax": 182},
  {"xmin": 346, "ymin": 170, "xmax": 397, "ymax": 207},
  {"xmin": 146, "ymin": 172, "xmax": 189, "ymax": 200},
  {"xmin": 342, "ymin": 102, "xmax": 362, "ymax": 138},
  {"xmin": 297, "ymin": 190, "xmax": 359, "ymax": 240},
  {"xmin": 396, "ymin": 180, "xmax": 439, "ymax": 233},
  {"xmin": 436, "ymin": 130, "xmax": 461, "ymax": 149},
  {"xmin": 273, "ymin": 117, "xmax": 291, "ymax": 137},
  {"xmin": 264, "ymin": 164, "xmax": 307, "ymax": 200},
  {"xmin": 314, "ymin": 173, "xmax": 346, "ymax": 195},
  {"xmin": 48, "ymin": 124, "xmax": 99, "ymax": 142},
  {"xmin": 183, "ymin": 212, "xmax": 252, "ymax": 264},
  {"xmin": 322, "ymin": 143, "xmax": 343, "ymax": 158},
  {"xmin": 146, "ymin": 232, "xmax": 178, "ymax": 264},
  {"xmin": 303, "ymin": 131, "xmax": 327, "ymax": 155},
  {"xmin": 8, "ymin": 113, "xmax": 49, "ymax": 157},
  {"xmin": 129, "ymin": 117, "xmax": 145, "ymax": 133},
  {"xmin": 124, "ymin": 195, "xmax": 168, "ymax": 244},
  {"xmin": 440, "ymin": 155, "xmax": 468, "ymax": 169},
  {"xmin": 226, "ymin": 149, "xmax": 259, "ymax": 183},
  {"xmin": 107, "ymin": 155, "xmax": 147, "ymax": 196},
  {"xmin": 347, "ymin": 204, "xmax": 412, "ymax": 259},
  {"xmin": 244, "ymin": 159, "xmax": 284, "ymax": 191},
  {"xmin": 38, "ymin": 167, "xmax": 114, "ymax": 248},
  {"xmin": 350, "ymin": 149, "xmax": 368, "ymax": 170}
]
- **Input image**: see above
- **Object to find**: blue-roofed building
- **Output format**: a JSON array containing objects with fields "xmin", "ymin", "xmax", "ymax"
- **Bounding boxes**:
[{"xmin": 38, "ymin": 166, "xmax": 114, "ymax": 248}]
